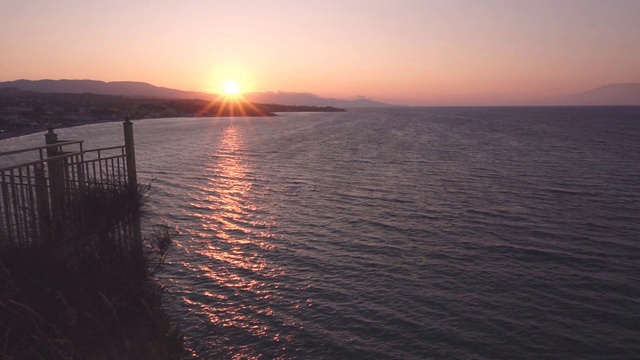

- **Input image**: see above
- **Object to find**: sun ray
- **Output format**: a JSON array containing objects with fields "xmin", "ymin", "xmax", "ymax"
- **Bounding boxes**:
[{"xmin": 195, "ymin": 78, "xmax": 268, "ymax": 118}]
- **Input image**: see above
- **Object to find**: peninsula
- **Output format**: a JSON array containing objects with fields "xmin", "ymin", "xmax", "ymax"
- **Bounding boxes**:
[{"xmin": 0, "ymin": 88, "xmax": 345, "ymax": 139}]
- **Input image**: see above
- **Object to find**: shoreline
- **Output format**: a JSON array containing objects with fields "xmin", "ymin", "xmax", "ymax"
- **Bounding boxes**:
[
  {"xmin": 0, "ymin": 90, "xmax": 346, "ymax": 144},
  {"xmin": 0, "ymin": 119, "xmax": 120, "ymax": 142},
  {"xmin": 0, "ymin": 106, "xmax": 343, "ymax": 142},
  {"xmin": 0, "ymin": 114, "xmax": 262, "ymax": 142},
  {"xmin": 0, "ymin": 128, "xmax": 44, "ymax": 141}
]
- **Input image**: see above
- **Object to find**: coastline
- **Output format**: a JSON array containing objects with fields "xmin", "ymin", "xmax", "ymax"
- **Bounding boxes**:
[
  {"xmin": 0, "ymin": 119, "xmax": 119, "ymax": 142},
  {"xmin": 0, "ymin": 114, "xmax": 259, "ymax": 143},
  {"xmin": 0, "ymin": 126, "xmax": 52, "ymax": 141},
  {"xmin": 0, "ymin": 119, "xmax": 118, "ymax": 141},
  {"xmin": 0, "ymin": 115, "xmax": 264, "ymax": 143},
  {"xmin": 0, "ymin": 90, "xmax": 346, "ymax": 144}
]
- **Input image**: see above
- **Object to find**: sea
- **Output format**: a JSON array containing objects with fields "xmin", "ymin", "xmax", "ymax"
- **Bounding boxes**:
[{"xmin": 1, "ymin": 107, "xmax": 639, "ymax": 359}]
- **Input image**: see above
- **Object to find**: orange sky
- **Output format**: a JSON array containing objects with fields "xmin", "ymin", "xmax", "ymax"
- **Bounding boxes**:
[{"xmin": 1, "ymin": 0, "xmax": 639, "ymax": 105}]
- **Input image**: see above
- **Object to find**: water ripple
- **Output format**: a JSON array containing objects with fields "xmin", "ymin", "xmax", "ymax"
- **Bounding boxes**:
[{"xmin": 6, "ymin": 109, "xmax": 638, "ymax": 358}]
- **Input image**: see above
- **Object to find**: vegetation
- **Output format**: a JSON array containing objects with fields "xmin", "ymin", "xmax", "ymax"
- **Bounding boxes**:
[{"xmin": 0, "ymin": 182, "xmax": 184, "ymax": 359}]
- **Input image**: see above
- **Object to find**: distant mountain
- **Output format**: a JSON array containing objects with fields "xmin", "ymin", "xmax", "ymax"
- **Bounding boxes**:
[
  {"xmin": 551, "ymin": 83, "xmax": 640, "ymax": 105},
  {"xmin": 0, "ymin": 79, "xmax": 394, "ymax": 107},
  {"xmin": 0, "ymin": 79, "xmax": 207, "ymax": 99},
  {"xmin": 241, "ymin": 91, "xmax": 393, "ymax": 107}
]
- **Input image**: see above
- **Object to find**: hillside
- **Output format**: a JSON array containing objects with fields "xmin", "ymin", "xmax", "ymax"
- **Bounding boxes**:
[{"xmin": 0, "ymin": 79, "xmax": 393, "ymax": 107}]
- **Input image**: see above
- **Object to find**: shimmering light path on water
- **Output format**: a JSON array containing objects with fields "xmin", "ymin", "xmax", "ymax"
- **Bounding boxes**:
[{"xmin": 2, "ymin": 107, "xmax": 639, "ymax": 359}]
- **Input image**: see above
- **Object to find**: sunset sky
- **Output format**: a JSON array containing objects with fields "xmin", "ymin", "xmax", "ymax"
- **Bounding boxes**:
[{"xmin": 1, "ymin": 0, "xmax": 639, "ymax": 105}]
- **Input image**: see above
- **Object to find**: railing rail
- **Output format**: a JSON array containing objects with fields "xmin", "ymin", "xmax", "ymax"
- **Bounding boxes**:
[{"xmin": 0, "ymin": 140, "xmax": 83, "ymax": 157}]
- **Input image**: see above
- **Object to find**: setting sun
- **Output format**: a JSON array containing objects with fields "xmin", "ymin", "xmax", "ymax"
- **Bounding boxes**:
[{"xmin": 223, "ymin": 81, "xmax": 240, "ymax": 95}]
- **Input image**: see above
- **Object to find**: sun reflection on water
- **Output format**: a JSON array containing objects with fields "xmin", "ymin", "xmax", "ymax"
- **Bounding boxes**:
[{"xmin": 177, "ymin": 123, "xmax": 285, "ymax": 356}]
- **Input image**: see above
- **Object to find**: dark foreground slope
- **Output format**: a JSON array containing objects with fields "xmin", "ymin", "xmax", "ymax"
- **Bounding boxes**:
[{"xmin": 0, "ymin": 184, "xmax": 184, "ymax": 359}]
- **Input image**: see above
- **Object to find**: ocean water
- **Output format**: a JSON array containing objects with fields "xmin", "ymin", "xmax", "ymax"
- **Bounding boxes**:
[{"xmin": 2, "ymin": 107, "xmax": 639, "ymax": 359}]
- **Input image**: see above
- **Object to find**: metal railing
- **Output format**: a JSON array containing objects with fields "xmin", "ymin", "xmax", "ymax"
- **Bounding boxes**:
[{"xmin": 0, "ymin": 120, "xmax": 139, "ymax": 247}]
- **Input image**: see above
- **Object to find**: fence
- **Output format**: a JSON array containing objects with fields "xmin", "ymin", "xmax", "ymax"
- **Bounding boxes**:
[{"xmin": 0, "ymin": 119, "xmax": 140, "ymax": 248}]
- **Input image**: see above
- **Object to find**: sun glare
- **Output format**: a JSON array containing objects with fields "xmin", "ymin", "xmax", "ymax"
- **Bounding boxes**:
[{"xmin": 223, "ymin": 81, "xmax": 240, "ymax": 95}]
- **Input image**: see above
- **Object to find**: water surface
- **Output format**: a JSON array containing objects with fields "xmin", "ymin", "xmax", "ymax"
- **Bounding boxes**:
[{"xmin": 3, "ymin": 107, "xmax": 639, "ymax": 359}]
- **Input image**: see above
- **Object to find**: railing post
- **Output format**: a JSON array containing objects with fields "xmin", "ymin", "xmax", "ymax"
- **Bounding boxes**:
[
  {"xmin": 123, "ymin": 116, "xmax": 138, "ymax": 188},
  {"xmin": 34, "ymin": 163, "xmax": 52, "ymax": 243},
  {"xmin": 123, "ymin": 116, "xmax": 142, "ymax": 247},
  {"xmin": 1, "ymin": 173, "xmax": 12, "ymax": 241},
  {"xmin": 45, "ymin": 123, "xmax": 64, "ymax": 242}
]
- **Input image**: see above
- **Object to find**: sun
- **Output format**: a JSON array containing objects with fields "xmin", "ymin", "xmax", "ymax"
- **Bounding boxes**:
[{"xmin": 223, "ymin": 81, "xmax": 240, "ymax": 95}]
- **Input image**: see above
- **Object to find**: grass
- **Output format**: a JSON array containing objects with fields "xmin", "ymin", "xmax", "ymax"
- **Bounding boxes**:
[{"xmin": 0, "ymin": 182, "xmax": 185, "ymax": 359}]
